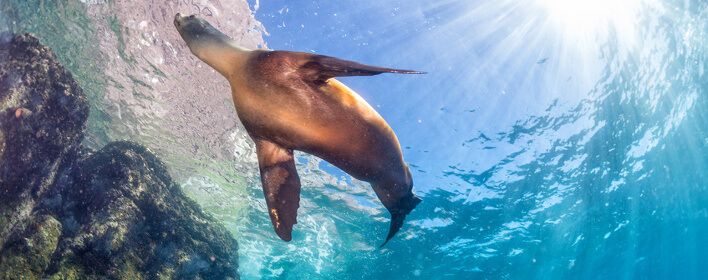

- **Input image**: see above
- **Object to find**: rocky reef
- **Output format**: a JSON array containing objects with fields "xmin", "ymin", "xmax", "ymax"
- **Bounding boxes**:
[{"xmin": 0, "ymin": 33, "xmax": 239, "ymax": 279}]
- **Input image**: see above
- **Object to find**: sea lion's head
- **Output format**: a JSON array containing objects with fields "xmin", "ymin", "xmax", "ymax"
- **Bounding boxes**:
[
  {"xmin": 174, "ymin": 13, "xmax": 232, "ymax": 59},
  {"xmin": 174, "ymin": 13, "xmax": 252, "ymax": 77}
]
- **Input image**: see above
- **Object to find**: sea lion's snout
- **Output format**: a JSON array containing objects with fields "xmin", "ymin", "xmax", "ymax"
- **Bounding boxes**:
[
  {"xmin": 174, "ymin": 13, "xmax": 184, "ymax": 28},
  {"xmin": 174, "ymin": 13, "xmax": 226, "ymax": 42},
  {"xmin": 174, "ymin": 13, "xmax": 214, "ymax": 55},
  {"xmin": 174, "ymin": 13, "xmax": 196, "ymax": 29}
]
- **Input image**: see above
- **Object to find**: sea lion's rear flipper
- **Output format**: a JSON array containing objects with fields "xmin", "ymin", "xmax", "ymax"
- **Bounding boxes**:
[
  {"xmin": 295, "ymin": 52, "xmax": 426, "ymax": 84},
  {"xmin": 255, "ymin": 140, "xmax": 301, "ymax": 241},
  {"xmin": 379, "ymin": 193, "xmax": 422, "ymax": 247},
  {"xmin": 374, "ymin": 167, "xmax": 422, "ymax": 247}
]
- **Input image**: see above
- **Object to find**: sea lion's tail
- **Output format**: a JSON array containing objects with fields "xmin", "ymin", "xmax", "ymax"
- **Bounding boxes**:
[{"xmin": 380, "ymin": 193, "xmax": 422, "ymax": 248}]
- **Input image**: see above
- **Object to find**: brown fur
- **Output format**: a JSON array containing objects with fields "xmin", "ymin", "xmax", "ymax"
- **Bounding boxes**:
[
  {"xmin": 232, "ymin": 51, "xmax": 419, "ymax": 244},
  {"xmin": 175, "ymin": 14, "xmax": 421, "ymax": 245}
]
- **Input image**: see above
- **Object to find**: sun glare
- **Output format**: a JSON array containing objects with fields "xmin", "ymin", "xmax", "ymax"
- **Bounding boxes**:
[{"xmin": 538, "ymin": 0, "xmax": 642, "ymax": 44}]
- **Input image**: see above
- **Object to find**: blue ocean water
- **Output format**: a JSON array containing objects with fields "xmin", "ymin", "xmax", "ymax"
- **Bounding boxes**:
[
  {"xmin": 245, "ymin": 1, "xmax": 707, "ymax": 278},
  {"xmin": 2, "ymin": 0, "xmax": 707, "ymax": 279}
]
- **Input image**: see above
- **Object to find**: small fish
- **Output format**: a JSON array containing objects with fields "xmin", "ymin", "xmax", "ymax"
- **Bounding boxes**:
[{"xmin": 537, "ymin": 57, "xmax": 549, "ymax": 64}]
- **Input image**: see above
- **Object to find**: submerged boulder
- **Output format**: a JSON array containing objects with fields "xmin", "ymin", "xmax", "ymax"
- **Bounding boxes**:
[
  {"xmin": 0, "ymin": 33, "xmax": 239, "ymax": 279},
  {"xmin": 50, "ymin": 142, "xmax": 239, "ymax": 279},
  {"xmin": 0, "ymin": 32, "xmax": 88, "ymax": 248}
]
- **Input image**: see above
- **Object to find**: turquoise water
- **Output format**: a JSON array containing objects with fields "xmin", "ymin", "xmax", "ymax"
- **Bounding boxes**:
[{"xmin": 2, "ymin": 0, "xmax": 707, "ymax": 279}]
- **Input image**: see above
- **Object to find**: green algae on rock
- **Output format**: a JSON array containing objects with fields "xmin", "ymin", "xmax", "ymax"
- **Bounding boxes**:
[{"xmin": 0, "ymin": 215, "xmax": 62, "ymax": 278}]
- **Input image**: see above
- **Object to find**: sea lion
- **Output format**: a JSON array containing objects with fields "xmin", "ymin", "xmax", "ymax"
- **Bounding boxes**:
[{"xmin": 174, "ymin": 13, "xmax": 422, "ymax": 245}]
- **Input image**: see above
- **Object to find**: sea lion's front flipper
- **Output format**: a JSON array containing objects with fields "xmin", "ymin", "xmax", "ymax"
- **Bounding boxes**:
[
  {"xmin": 292, "ymin": 52, "xmax": 425, "ymax": 84},
  {"xmin": 255, "ymin": 140, "xmax": 301, "ymax": 241}
]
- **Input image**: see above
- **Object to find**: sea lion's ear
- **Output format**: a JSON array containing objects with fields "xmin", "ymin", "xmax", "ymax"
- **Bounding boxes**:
[
  {"xmin": 255, "ymin": 140, "xmax": 301, "ymax": 241},
  {"xmin": 294, "ymin": 52, "xmax": 426, "ymax": 84}
]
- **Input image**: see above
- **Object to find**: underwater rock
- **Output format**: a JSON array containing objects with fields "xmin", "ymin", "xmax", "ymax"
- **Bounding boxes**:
[
  {"xmin": 0, "ymin": 33, "xmax": 88, "ymax": 248},
  {"xmin": 0, "ymin": 33, "xmax": 238, "ymax": 279},
  {"xmin": 50, "ymin": 141, "xmax": 239, "ymax": 279}
]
